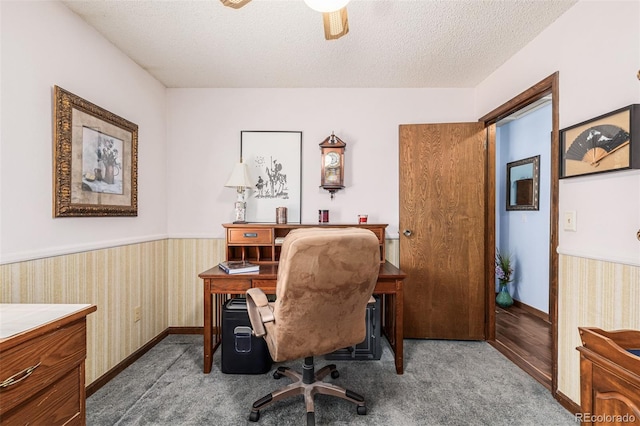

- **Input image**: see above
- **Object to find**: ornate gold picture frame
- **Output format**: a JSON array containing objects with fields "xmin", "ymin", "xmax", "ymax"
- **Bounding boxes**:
[{"xmin": 53, "ymin": 86, "xmax": 138, "ymax": 217}]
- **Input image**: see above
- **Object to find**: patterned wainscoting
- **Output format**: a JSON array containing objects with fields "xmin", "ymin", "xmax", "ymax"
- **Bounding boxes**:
[
  {"xmin": 557, "ymin": 254, "xmax": 640, "ymax": 403},
  {"xmin": 0, "ymin": 237, "xmax": 397, "ymax": 386},
  {"xmin": 166, "ymin": 238, "xmax": 399, "ymax": 328},
  {"xmin": 386, "ymin": 238, "xmax": 399, "ymax": 267},
  {"xmin": 166, "ymin": 238, "xmax": 226, "ymax": 327},
  {"xmin": 1, "ymin": 240, "xmax": 168, "ymax": 385}
]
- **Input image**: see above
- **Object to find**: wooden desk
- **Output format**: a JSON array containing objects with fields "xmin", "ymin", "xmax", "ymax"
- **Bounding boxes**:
[{"xmin": 199, "ymin": 261, "xmax": 406, "ymax": 375}]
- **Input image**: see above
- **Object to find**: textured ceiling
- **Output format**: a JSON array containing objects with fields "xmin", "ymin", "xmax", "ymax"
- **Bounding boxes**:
[{"xmin": 61, "ymin": 0, "xmax": 577, "ymax": 88}]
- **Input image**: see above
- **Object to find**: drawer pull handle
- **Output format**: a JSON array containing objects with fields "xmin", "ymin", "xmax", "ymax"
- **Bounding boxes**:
[
  {"xmin": 243, "ymin": 233, "xmax": 258, "ymax": 238},
  {"xmin": 0, "ymin": 362, "xmax": 41, "ymax": 388}
]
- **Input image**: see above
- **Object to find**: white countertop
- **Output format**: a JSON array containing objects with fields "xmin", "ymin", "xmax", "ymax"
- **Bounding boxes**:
[{"xmin": 0, "ymin": 304, "xmax": 93, "ymax": 339}]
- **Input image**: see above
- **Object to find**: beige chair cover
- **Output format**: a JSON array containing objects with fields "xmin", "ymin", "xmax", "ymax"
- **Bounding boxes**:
[{"xmin": 247, "ymin": 227, "xmax": 380, "ymax": 362}]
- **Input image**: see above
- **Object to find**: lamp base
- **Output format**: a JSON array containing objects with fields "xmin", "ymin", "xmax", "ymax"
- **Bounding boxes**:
[{"xmin": 233, "ymin": 201, "xmax": 246, "ymax": 223}]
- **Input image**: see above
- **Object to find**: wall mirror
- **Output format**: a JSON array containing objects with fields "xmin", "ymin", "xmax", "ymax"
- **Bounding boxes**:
[{"xmin": 506, "ymin": 155, "xmax": 540, "ymax": 211}]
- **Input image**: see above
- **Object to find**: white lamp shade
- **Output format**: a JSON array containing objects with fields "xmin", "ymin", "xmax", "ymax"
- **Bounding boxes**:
[
  {"xmin": 225, "ymin": 162, "xmax": 252, "ymax": 188},
  {"xmin": 304, "ymin": 0, "xmax": 350, "ymax": 13}
]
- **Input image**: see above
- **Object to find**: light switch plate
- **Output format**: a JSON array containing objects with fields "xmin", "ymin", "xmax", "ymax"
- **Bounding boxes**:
[{"xmin": 564, "ymin": 211, "xmax": 577, "ymax": 231}]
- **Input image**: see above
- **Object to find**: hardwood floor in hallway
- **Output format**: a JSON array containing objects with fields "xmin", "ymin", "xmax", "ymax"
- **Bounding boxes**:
[{"xmin": 492, "ymin": 303, "xmax": 552, "ymax": 390}]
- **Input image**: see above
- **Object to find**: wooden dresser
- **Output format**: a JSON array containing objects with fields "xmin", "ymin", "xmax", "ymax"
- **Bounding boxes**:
[
  {"xmin": 0, "ymin": 304, "xmax": 96, "ymax": 425},
  {"xmin": 223, "ymin": 223, "xmax": 387, "ymax": 264},
  {"xmin": 577, "ymin": 327, "xmax": 640, "ymax": 425}
]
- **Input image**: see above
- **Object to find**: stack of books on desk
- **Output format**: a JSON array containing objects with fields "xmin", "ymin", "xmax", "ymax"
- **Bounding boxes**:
[{"xmin": 218, "ymin": 261, "xmax": 260, "ymax": 274}]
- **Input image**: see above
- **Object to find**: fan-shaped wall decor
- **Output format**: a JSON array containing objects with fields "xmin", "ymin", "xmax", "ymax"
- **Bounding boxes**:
[
  {"xmin": 564, "ymin": 124, "xmax": 629, "ymax": 163},
  {"xmin": 220, "ymin": 0, "xmax": 350, "ymax": 40},
  {"xmin": 560, "ymin": 104, "xmax": 640, "ymax": 178}
]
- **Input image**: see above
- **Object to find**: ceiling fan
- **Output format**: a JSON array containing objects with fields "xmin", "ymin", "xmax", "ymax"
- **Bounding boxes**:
[{"xmin": 220, "ymin": 0, "xmax": 350, "ymax": 40}]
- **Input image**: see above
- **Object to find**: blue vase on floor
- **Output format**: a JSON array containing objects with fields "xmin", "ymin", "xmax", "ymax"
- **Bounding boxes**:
[{"xmin": 496, "ymin": 281, "xmax": 513, "ymax": 308}]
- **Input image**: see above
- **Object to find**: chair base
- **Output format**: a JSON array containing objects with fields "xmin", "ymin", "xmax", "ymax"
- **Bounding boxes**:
[{"xmin": 249, "ymin": 356, "xmax": 367, "ymax": 425}]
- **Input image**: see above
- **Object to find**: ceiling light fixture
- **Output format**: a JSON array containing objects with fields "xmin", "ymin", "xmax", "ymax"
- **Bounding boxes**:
[
  {"xmin": 220, "ymin": 0, "xmax": 252, "ymax": 9},
  {"xmin": 303, "ymin": 0, "xmax": 351, "ymax": 13},
  {"xmin": 323, "ymin": 8, "xmax": 349, "ymax": 40},
  {"xmin": 220, "ymin": 0, "xmax": 351, "ymax": 40}
]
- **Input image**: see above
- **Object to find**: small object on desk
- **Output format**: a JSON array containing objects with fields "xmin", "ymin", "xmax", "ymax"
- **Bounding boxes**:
[
  {"xmin": 276, "ymin": 207, "xmax": 287, "ymax": 224},
  {"xmin": 319, "ymin": 209, "xmax": 329, "ymax": 223},
  {"xmin": 218, "ymin": 261, "xmax": 260, "ymax": 274},
  {"xmin": 358, "ymin": 214, "xmax": 368, "ymax": 224},
  {"xmin": 275, "ymin": 237, "xmax": 286, "ymax": 244}
]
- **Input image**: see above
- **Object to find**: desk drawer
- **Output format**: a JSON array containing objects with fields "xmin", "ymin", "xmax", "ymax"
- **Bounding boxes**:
[
  {"xmin": 228, "ymin": 228, "xmax": 273, "ymax": 245},
  {"xmin": 0, "ymin": 320, "xmax": 86, "ymax": 416},
  {"xmin": 253, "ymin": 280, "xmax": 277, "ymax": 294},
  {"xmin": 211, "ymin": 279, "xmax": 252, "ymax": 293}
]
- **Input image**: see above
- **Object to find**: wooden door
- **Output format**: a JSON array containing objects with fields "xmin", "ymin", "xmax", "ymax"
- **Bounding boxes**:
[{"xmin": 399, "ymin": 122, "xmax": 487, "ymax": 340}]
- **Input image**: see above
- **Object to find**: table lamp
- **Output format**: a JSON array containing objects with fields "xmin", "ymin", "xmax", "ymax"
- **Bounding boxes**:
[{"xmin": 225, "ymin": 162, "xmax": 252, "ymax": 223}]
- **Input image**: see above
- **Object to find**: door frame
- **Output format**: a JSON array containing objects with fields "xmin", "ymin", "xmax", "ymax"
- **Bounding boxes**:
[{"xmin": 477, "ymin": 72, "xmax": 560, "ymax": 394}]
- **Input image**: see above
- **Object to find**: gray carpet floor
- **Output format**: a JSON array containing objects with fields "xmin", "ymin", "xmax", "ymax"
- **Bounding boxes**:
[{"xmin": 87, "ymin": 334, "xmax": 576, "ymax": 425}]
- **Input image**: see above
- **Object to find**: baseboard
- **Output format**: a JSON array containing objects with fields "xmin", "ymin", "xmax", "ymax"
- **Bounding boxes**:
[
  {"xmin": 489, "ymin": 339, "xmax": 552, "ymax": 391},
  {"xmin": 512, "ymin": 299, "xmax": 550, "ymax": 323},
  {"xmin": 168, "ymin": 326, "xmax": 203, "ymax": 335},
  {"xmin": 490, "ymin": 339, "xmax": 582, "ymax": 415},
  {"xmin": 86, "ymin": 329, "xmax": 169, "ymax": 397},
  {"xmin": 86, "ymin": 326, "xmax": 205, "ymax": 397},
  {"xmin": 554, "ymin": 389, "xmax": 581, "ymax": 416}
]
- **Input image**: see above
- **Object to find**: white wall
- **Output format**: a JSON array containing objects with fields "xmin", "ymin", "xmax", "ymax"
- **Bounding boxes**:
[
  {"xmin": 0, "ymin": 1, "xmax": 168, "ymax": 264},
  {"xmin": 476, "ymin": 0, "xmax": 640, "ymax": 267},
  {"xmin": 165, "ymin": 88, "xmax": 476, "ymax": 239},
  {"xmin": 496, "ymin": 104, "xmax": 552, "ymax": 313}
]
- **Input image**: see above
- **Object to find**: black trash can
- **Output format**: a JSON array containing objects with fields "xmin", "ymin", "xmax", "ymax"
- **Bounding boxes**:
[{"xmin": 221, "ymin": 298, "xmax": 273, "ymax": 374}]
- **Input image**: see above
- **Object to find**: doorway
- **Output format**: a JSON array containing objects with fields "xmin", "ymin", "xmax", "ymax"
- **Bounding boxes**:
[
  {"xmin": 479, "ymin": 72, "xmax": 560, "ymax": 394},
  {"xmin": 494, "ymin": 97, "xmax": 553, "ymax": 389}
]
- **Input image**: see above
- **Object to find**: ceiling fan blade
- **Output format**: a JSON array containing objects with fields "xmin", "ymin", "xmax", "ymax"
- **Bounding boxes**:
[
  {"xmin": 323, "ymin": 7, "xmax": 349, "ymax": 40},
  {"xmin": 220, "ymin": 0, "xmax": 252, "ymax": 9}
]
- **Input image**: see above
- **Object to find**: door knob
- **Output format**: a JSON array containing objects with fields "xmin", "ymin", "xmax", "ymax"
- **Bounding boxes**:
[{"xmin": 403, "ymin": 229, "xmax": 412, "ymax": 237}]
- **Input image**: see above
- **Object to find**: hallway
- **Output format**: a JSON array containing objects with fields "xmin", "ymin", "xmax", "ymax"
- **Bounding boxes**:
[{"xmin": 493, "ymin": 304, "xmax": 552, "ymax": 390}]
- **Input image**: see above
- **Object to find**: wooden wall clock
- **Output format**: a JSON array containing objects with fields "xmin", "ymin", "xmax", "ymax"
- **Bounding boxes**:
[
  {"xmin": 560, "ymin": 104, "xmax": 639, "ymax": 178},
  {"xmin": 319, "ymin": 132, "xmax": 346, "ymax": 199}
]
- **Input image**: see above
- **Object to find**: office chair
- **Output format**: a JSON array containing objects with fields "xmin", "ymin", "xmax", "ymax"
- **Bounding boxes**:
[{"xmin": 246, "ymin": 227, "xmax": 380, "ymax": 425}]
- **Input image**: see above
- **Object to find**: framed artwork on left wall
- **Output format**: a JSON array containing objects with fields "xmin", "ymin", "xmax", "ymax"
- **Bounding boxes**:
[{"xmin": 53, "ymin": 86, "xmax": 138, "ymax": 217}]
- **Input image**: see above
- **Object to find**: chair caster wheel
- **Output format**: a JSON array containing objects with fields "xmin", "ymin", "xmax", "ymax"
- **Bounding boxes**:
[
  {"xmin": 357, "ymin": 405, "xmax": 367, "ymax": 415},
  {"xmin": 274, "ymin": 366, "xmax": 287, "ymax": 379},
  {"xmin": 249, "ymin": 410, "xmax": 260, "ymax": 422},
  {"xmin": 331, "ymin": 370, "xmax": 340, "ymax": 379}
]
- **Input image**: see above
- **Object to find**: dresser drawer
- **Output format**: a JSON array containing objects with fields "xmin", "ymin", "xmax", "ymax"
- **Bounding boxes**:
[
  {"xmin": 1, "ymin": 367, "xmax": 82, "ymax": 425},
  {"xmin": 228, "ymin": 228, "xmax": 273, "ymax": 244},
  {"xmin": 0, "ymin": 320, "xmax": 86, "ymax": 416}
]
